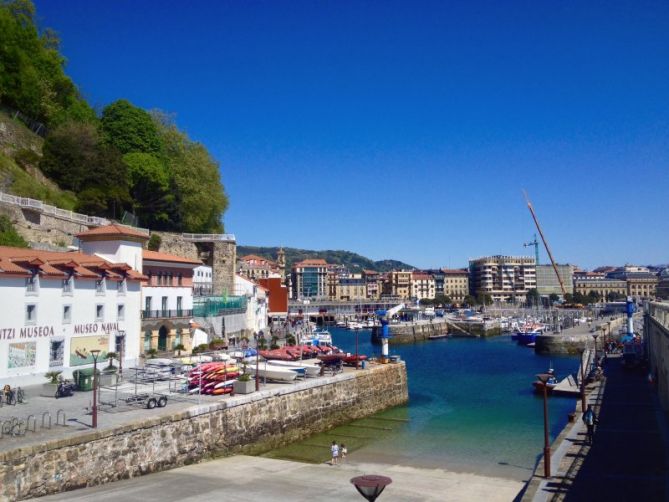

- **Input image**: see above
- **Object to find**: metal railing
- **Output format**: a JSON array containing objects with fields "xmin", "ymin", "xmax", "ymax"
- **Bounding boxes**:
[
  {"xmin": 193, "ymin": 296, "xmax": 247, "ymax": 317},
  {"xmin": 141, "ymin": 309, "xmax": 193, "ymax": 319},
  {"xmin": 0, "ymin": 190, "xmax": 150, "ymax": 234},
  {"xmin": 182, "ymin": 233, "xmax": 236, "ymax": 242}
]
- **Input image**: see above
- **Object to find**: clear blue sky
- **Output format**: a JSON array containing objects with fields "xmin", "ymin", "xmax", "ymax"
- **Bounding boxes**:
[{"xmin": 34, "ymin": 0, "xmax": 669, "ymax": 269}]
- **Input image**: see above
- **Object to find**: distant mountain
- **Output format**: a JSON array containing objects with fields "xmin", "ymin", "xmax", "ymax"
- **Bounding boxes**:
[{"xmin": 237, "ymin": 246, "xmax": 415, "ymax": 273}]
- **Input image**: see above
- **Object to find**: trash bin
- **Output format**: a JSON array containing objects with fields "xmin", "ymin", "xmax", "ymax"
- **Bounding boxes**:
[{"xmin": 72, "ymin": 368, "xmax": 96, "ymax": 391}]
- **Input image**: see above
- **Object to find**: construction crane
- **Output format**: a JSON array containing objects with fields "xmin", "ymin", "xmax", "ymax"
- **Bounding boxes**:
[
  {"xmin": 522, "ymin": 190, "xmax": 567, "ymax": 298},
  {"xmin": 523, "ymin": 234, "xmax": 540, "ymax": 265}
]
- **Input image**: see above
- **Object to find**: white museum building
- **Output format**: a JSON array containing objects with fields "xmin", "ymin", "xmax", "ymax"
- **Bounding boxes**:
[{"xmin": 0, "ymin": 240, "xmax": 144, "ymax": 384}]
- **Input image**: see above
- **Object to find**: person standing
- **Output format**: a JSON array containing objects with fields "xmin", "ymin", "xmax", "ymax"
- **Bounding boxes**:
[
  {"xmin": 582, "ymin": 405, "xmax": 598, "ymax": 444},
  {"xmin": 331, "ymin": 441, "xmax": 339, "ymax": 465},
  {"xmin": 340, "ymin": 443, "xmax": 347, "ymax": 462}
]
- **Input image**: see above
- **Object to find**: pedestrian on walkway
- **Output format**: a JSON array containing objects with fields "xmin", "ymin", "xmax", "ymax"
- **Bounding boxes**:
[
  {"xmin": 340, "ymin": 443, "xmax": 347, "ymax": 462},
  {"xmin": 330, "ymin": 441, "xmax": 339, "ymax": 465},
  {"xmin": 582, "ymin": 405, "xmax": 598, "ymax": 444}
]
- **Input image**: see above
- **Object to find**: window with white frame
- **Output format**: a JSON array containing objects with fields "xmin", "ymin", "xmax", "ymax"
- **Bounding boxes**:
[
  {"xmin": 63, "ymin": 305, "xmax": 71, "ymax": 324},
  {"xmin": 26, "ymin": 304, "xmax": 37, "ymax": 324},
  {"xmin": 25, "ymin": 273, "xmax": 39, "ymax": 294},
  {"xmin": 117, "ymin": 278, "xmax": 126, "ymax": 295},
  {"xmin": 62, "ymin": 275, "xmax": 73, "ymax": 294},
  {"xmin": 117, "ymin": 304, "xmax": 125, "ymax": 321},
  {"xmin": 96, "ymin": 304, "xmax": 104, "ymax": 321},
  {"xmin": 96, "ymin": 278, "xmax": 106, "ymax": 294}
]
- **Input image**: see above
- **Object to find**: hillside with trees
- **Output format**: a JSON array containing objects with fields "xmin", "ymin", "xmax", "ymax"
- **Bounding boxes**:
[
  {"xmin": 237, "ymin": 245, "xmax": 415, "ymax": 273},
  {"xmin": 0, "ymin": 0, "xmax": 228, "ymax": 232}
]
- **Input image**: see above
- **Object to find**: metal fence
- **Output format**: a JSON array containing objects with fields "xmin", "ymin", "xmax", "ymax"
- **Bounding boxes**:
[{"xmin": 193, "ymin": 296, "xmax": 247, "ymax": 317}]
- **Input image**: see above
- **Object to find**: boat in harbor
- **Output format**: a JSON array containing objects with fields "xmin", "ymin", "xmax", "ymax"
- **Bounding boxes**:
[
  {"xmin": 532, "ymin": 368, "xmax": 558, "ymax": 393},
  {"xmin": 268, "ymin": 359, "xmax": 321, "ymax": 377},
  {"xmin": 244, "ymin": 363, "xmax": 299, "ymax": 382},
  {"xmin": 515, "ymin": 322, "xmax": 546, "ymax": 346}
]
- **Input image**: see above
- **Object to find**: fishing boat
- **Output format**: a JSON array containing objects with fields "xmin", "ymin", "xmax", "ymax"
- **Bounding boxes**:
[
  {"xmin": 532, "ymin": 368, "xmax": 558, "ymax": 393},
  {"xmin": 515, "ymin": 322, "xmax": 545, "ymax": 346}
]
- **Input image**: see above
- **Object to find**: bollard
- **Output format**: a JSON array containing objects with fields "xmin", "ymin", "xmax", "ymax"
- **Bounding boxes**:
[
  {"xmin": 26, "ymin": 415, "xmax": 36, "ymax": 432},
  {"xmin": 41, "ymin": 411, "xmax": 52, "ymax": 429},
  {"xmin": 56, "ymin": 409, "xmax": 66, "ymax": 426}
]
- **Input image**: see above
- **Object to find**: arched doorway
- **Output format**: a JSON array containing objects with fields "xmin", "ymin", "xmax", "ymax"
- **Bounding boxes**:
[{"xmin": 158, "ymin": 325, "xmax": 168, "ymax": 351}]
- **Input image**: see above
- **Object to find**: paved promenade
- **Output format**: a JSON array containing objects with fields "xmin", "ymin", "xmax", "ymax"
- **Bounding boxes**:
[
  {"xmin": 524, "ymin": 354, "xmax": 669, "ymax": 501},
  {"xmin": 35, "ymin": 455, "xmax": 524, "ymax": 502}
]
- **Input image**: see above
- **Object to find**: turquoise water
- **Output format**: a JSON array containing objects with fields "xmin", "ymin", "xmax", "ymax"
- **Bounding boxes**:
[{"xmin": 266, "ymin": 327, "xmax": 580, "ymax": 481}]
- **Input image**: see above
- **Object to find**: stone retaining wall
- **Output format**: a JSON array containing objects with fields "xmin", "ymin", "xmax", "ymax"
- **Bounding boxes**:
[
  {"xmin": 372, "ymin": 322, "xmax": 448, "ymax": 345},
  {"xmin": 0, "ymin": 363, "xmax": 408, "ymax": 501},
  {"xmin": 535, "ymin": 317, "xmax": 626, "ymax": 355}
]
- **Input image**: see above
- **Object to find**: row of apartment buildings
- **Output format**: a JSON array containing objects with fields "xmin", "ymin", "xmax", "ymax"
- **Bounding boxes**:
[{"xmin": 238, "ymin": 253, "xmax": 665, "ymax": 304}]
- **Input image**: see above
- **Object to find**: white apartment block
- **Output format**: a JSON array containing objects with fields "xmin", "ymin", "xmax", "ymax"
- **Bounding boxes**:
[{"xmin": 469, "ymin": 255, "xmax": 536, "ymax": 303}]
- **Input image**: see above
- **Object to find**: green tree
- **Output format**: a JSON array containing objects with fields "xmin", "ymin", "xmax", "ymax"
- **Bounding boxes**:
[
  {"xmin": 122, "ymin": 152, "xmax": 174, "ymax": 229},
  {"xmin": 0, "ymin": 0, "xmax": 95, "ymax": 125},
  {"xmin": 101, "ymin": 100, "xmax": 164, "ymax": 155},
  {"xmin": 0, "ymin": 214, "xmax": 28, "ymax": 247},
  {"xmin": 40, "ymin": 120, "xmax": 130, "ymax": 217},
  {"xmin": 549, "ymin": 293, "xmax": 560, "ymax": 304},
  {"xmin": 526, "ymin": 288, "xmax": 540, "ymax": 307},
  {"xmin": 464, "ymin": 295, "xmax": 477, "ymax": 306},
  {"xmin": 155, "ymin": 114, "xmax": 228, "ymax": 232}
]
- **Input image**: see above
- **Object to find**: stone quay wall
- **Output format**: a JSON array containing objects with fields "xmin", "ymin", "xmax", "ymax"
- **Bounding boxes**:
[
  {"xmin": 646, "ymin": 302, "xmax": 669, "ymax": 411},
  {"xmin": 0, "ymin": 363, "xmax": 408, "ymax": 501},
  {"xmin": 535, "ymin": 317, "xmax": 626, "ymax": 355},
  {"xmin": 372, "ymin": 322, "xmax": 449, "ymax": 345}
]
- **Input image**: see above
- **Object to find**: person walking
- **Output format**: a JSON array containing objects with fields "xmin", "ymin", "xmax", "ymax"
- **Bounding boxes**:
[
  {"xmin": 330, "ymin": 441, "xmax": 339, "ymax": 465},
  {"xmin": 582, "ymin": 405, "xmax": 598, "ymax": 444}
]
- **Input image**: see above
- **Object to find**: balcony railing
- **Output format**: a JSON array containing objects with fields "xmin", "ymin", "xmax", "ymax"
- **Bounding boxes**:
[{"xmin": 142, "ymin": 309, "xmax": 192, "ymax": 319}]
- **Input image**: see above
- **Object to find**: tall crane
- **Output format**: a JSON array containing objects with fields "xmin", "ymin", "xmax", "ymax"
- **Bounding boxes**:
[
  {"xmin": 523, "ymin": 191, "xmax": 567, "ymax": 298},
  {"xmin": 523, "ymin": 234, "xmax": 540, "ymax": 265}
]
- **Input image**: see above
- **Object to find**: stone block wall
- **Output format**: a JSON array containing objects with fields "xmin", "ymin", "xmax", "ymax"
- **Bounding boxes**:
[
  {"xmin": 646, "ymin": 303, "xmax": 669, "ymax": 411},
  {"xmin": 0, "ymin": 363, "xmax": 408, "ymax": 501},
  {"xmin": 0, "ymin": 204, "xmax": 88, "ymax": 248},
  {"xmin": 373, "ymin": 322, "xmax": 449, "ymax": 345},
  {"xmin": 212, "ymin": 240, "xmax": 236, "ymax": 296}
]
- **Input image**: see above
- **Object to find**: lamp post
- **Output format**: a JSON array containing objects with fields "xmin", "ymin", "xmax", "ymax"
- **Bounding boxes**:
[
  {"xmin": 537, "ymin": 372, "xmax": 552, "ymax": 478},
  {"xmin": 256, "ymin": 331, "xmax": 262, "ymax": 392},
  {"xmin": 355, "ymin": 328, "xmax": 360, "ymax": 370},
  {"xmin": 579, "ymin": 349, "xmax": 587, "ymax": 413},
  {"xmin": 592, "ymin": 332, "xmax": 600, "ymax": 360},
  {"xmin": 91, "ymin": 349, "xmax": 101, "ymax": 429},
  {"xmin": 350, "ymin": 475, "xmax": 392, "ymax": 502}
]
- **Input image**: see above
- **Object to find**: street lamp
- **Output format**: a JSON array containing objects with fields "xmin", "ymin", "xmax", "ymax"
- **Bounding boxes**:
[
  {"xmin": 592, "ymin": 332, "xmax": 600, "ymax": 360},
  {"xmin": 355, "ymin": 327, "xmax": 360, "ymax": 370},
  {"xmin": 579, "ymin": 349, "xmax": 587, "ymax": 413},
  {"xmin": 536, "ymin": 372, "xmax": 552, "ymax": 478},
  {"xmin": 350, "ymin": 475, "xmax": 392, "ymax": 502},
  {"xmin": 256, "ymin": 331, "xmax": 262, "ymax": 392},
  {"xmin": 90, "ymin": 349, "xmax": 101, "ymax": 429}
]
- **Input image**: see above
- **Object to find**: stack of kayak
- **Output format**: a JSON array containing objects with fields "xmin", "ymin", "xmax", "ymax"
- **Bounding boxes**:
[
  {"xmin": 259, "ymin": 344, "xmax": 337, "ymax": 361},
  {"xmin": 188, "ymin": 362, "xmax": 239, "ymax": 395}
]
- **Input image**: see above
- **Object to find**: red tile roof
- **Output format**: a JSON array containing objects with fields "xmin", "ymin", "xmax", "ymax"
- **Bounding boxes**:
[
  {"xmin": 76, "ymin": 223, "xmax": 150, "ymax": 240},
  {"xmin": 143, "ymin": 250, "xmax": 202, "ymax": 265},
  {"xmin": 0, "ymin": 246, "xmax": 145, "ymax": 280}
]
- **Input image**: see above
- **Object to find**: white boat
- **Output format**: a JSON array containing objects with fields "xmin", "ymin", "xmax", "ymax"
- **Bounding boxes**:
[
  {"xmin": 268, "ymin": 360, "xmax": 321, "ymax": 377},
  {"xmin": 244, "ymin": 363, "xmax": 298, "ymax": 382},
  {"xmin": 347, "ymin": 322, "xmax": 364, "ymax": 330},
  {"xmin": 335, "ymin": 321, "xmax": 347, "ymax": 328}
]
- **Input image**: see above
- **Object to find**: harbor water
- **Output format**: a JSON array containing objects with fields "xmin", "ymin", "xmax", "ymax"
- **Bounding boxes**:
[{"xmin": 262, "ymin": 327, "xmax": 580, "ymax": 481}]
